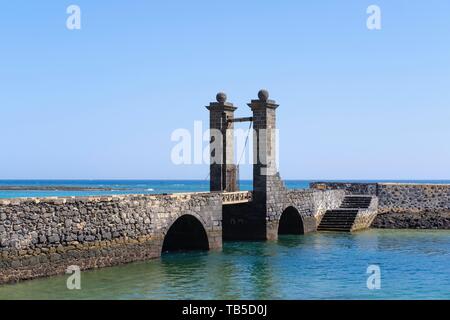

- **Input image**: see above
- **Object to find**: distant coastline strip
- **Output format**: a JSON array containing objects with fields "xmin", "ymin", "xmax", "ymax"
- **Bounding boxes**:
[{"xmin": 0, "ymin": 186, "xmax": 129, "ymax": 191}]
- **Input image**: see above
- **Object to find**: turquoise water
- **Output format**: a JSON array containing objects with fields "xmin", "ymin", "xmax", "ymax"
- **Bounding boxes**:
[
  {"xmin": 1, "ymin": 180, "xmax": 450, "ymax": 199},
  {"xmin": 1, "ymin": 229, "xmax": 449, "ymax": 300}
]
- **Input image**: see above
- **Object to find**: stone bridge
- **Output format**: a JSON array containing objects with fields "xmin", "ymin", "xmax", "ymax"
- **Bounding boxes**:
[
  {"xmin": 0, "ymin": 189, "xmax": 345, "ymax": 284},
  {"xmin": 0, "ymin": 90, "xmax": 373, "ymax": 284}
]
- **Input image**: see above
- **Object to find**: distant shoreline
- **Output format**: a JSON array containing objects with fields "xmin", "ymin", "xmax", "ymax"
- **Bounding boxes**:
[{"xmin": 0, "ymin": 186, "xmax": 127, "ymax": 191}]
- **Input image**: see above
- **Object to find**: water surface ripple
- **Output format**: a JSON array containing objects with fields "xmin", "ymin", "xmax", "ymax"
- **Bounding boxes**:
[{"xmin": 0, "ymin": 229, "xmax": 449, "ymax": 299}]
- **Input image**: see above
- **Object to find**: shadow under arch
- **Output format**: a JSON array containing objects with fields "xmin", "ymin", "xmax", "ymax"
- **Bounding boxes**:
[
  {"xmin": 278, "ymin": 206, "xmax": 304, "ymax": 235},
  {"xmin": 162, "ymin": 214, "xmax": 210, "ymax": 253}
]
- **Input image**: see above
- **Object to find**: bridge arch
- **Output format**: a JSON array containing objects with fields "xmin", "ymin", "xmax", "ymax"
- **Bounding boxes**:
[
  {"xmin": 161, "ymin": 214, "xmax": 210, "ymax": 253},
  {"xmin": 278, "ymin": 206, "xmax": 305, "ymax": 235}
]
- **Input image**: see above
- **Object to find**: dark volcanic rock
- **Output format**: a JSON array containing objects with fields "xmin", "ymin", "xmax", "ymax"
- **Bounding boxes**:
[{"xmin": 371, "ymin": 211, "xmax": 450, "ymax": 229}]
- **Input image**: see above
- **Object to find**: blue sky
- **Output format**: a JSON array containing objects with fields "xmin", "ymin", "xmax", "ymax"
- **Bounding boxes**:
[{"xmin": 0, "ymin": 1, "xmax": 449, "ymax": 180}]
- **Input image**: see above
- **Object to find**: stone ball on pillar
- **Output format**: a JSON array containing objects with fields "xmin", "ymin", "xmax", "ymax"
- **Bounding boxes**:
[
  {"xmin": 216, "ymin": 92, "xmax": 227, "ymax": 103},
  {"xmin": 258, "ymin": 89, "xmax": 269, "ymax": 102}
]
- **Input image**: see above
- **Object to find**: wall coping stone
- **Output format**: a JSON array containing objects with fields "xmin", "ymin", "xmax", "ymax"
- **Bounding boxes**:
[{"xmin": 0, "ymin": 191, "xmax": 220, "ymax": 206}]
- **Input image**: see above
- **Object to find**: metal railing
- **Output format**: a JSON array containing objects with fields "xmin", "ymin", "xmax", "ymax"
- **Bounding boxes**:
[{"xmin": 222, "ymin": 191, "xmax": 253, "ymax": 205}]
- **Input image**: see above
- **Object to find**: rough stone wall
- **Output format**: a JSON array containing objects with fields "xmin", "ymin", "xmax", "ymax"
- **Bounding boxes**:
[
  {"xmin": 0, "ymin": 193, "xmax": 222, "ymax": 284},
  {"xmin": 286, "ymin": 189, "xmax": 345, "ymax": 232},
  {"xmin": 372, "ymin": 211, "xmax": 450, "ymax": 229},
  {"xmin": 310, "ymin": 182, "xmax": 378, "ymax": 195},
  {"xmin": 265, "ymin": 173, "xmax": 290, "ymax": 240},
  {"xmin": 376, "ymin": 183, "xmax": 450, "ymax": 213},
  {"xmin": 311, "ymin": 190, "xmax": 346, "ymax": 220},
  {"xmin": 374, "ymin": 184, "xmax": 450, "ymax": 229},
  {"xmin": 351, "ymin": 197, "xmax": 379, "ymax": 232}
]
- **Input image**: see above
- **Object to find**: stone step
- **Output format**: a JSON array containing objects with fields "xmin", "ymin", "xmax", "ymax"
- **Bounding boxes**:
[
  {"xmin": 340, "ymin": 202, "xmax": 369, "ymax": 205},
  {"xmin": 323, "ymin": 215, "xmax": 358, "ymax": 219},
  {"xmin": 325, "ymin": 212, "xmax": 358, "ymax": 215},
  {"xmin": 321, "ymin": 218, "xmax": 357, "ymax": 223},
  {"xmin": 318, "ymin": 227, "xmax": 352, "ymax": 231},
  {"xmin": 340, "ymin": 197, "xmax": 371, "ymax": 209},
  {"xmin": 341, "ymin": 202, "xmax": 370, "ymax": 204},
  {"xmin": 320, "ymin": 219, "xmax": 355, "ymax": 224},
  {"xmin": 341, "ymin": 206, "xmax": 370, "ymax": 208},
  {"xmin": 318, "ymin": 225, "xmax": 353, "ymax": 231},
  {"xmin": 322, "ymin": 215, "xmax": 357, "ymax": 218},
  {"xmin": 339, "ymin": 203, "xmax": 370, "ymax": 209},
  {"xmin": 340, "ymin": 207, "xmax": 369, "ymax": 209},
  {"xmin": 344, "ymin": 196, "xmax": 372, "ymax": 199},
  {"xmin": 319, "ymin": 224, "xmax": 354, "ymax": 228},
  {"xmin": 317, "ymin": 195, "xmax": 374, "ymax": 232},
  {"xmin": 323, "ymin": 216, "xmax": 358, "ymax": 219},
  {"xmin": 343, "ymin": 197, "xmax": 371, "ymax": 200},
  {"xmin": 325, "ymin": 210, "xmax": 358, "ymax": 215},
  {"xmin": 340, "ymin": 205, "xmax": 369, "ymax": 209}
]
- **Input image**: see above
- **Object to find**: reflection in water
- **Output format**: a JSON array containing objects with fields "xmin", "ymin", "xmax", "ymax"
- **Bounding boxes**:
[
  {"xmin": 241, "ymin": 242, "xmax": 277, "ymax": 299},
  {"xmin": 277, "ymin": 234, "xmax": 308, "ymax": 248},
  {"xmin": 206, "ymin": 252, "xmax": 240, "ymax": 300},
  {"xmin": 0, "ymin": 230, "xmax": 449, "ymax": 299}
]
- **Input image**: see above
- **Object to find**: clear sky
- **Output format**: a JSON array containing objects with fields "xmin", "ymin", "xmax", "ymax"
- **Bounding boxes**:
[{"xmin": 1, "ymin": 1, "xmax": 449, "ymax": 180}]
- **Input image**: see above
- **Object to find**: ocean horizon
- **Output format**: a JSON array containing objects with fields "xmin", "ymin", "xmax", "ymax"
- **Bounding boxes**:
[{"xmin": 1, "ymin": 179, "xmax": 450, "ymax": 199}]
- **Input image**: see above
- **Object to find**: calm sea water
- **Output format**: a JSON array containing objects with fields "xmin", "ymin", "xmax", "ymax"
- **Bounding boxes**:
[
  {"xmin": 0, "ymin": 229, "xmax": 449, "ymax": 300},
  {"xmin": 1, "ymin": 179, "xmax": 450, "ymax": 199}
]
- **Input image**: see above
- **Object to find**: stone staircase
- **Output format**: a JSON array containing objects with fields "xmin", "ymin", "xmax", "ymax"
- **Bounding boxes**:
[{"xmin": 318, "ymin": 195, "xmax": 375, "ymax": 232}]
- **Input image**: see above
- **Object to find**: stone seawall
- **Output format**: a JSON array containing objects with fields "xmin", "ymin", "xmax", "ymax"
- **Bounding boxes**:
[
  {"xmin": 374, "ymin": 183, "xmax": 450, "ymax": 229},
  {"xmin": 310, "ymin": 182, "xmax": 450, "ymax": 229},
  {"xmin": 310, "ymin": 182, "xmax": 378, "ymax": 195},
  {"xmin": 0, "ymin": 193, "xmax": 222, "ymax": 284},
  {"xmin": 377, "ymin": 183, "xmax": 450, "ymax": 214}
]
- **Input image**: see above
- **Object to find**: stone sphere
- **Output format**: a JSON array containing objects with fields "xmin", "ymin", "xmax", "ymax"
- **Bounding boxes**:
[
  {"xmin": 258, "ymin": 89, "xmax": 269, "ymax": 102},
  {"xmin": 216, "ymin": 92, "xmax": 227, "ymax": 103}
]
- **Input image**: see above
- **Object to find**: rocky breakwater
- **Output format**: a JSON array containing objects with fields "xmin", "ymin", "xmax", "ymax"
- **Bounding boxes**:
[
  {"xmin": 372, "ymin": 183, "xmax": 450, "ymax": 229},
  {"xmin": 0, "ymin": 192, "xmax": 222, "ymax": 284}
]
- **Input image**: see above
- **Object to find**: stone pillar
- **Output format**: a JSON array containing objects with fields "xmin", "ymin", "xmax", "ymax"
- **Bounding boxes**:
[
  {"xmin": 206, "ymin": 92, "xmax": 238, "ymax": 192},
  {"xmin": 248, "ymin": 90, "xmax": 286, "ymax": 240},
  {"xmin": 249, "ymin": 89, "xmax": 279, "ymax": 194}
]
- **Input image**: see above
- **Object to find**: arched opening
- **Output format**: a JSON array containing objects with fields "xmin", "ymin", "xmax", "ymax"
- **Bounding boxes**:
[
  {"xmin": 278, "ymin": 206, "xmax": 304, "ymax": 235},
  {"xmin": 162, "ymin": 215, "xmax": 209, "ymax": 253}
]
